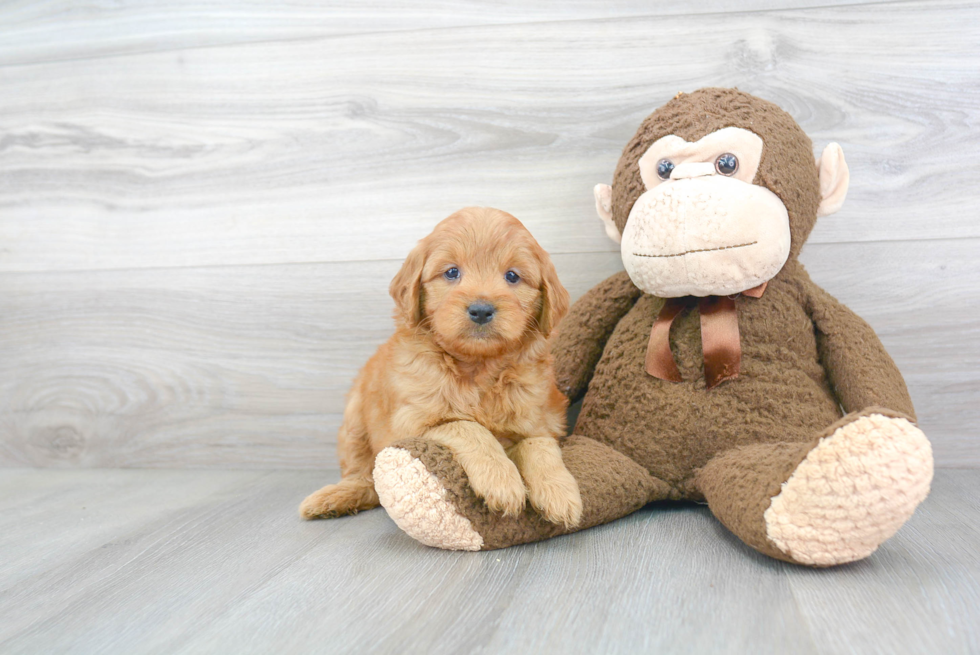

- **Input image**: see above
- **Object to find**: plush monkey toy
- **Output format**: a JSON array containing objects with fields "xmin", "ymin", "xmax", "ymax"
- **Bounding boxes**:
[{"xmin": 372, "ymin": 88, "xmax": 933, "ymax": 566}]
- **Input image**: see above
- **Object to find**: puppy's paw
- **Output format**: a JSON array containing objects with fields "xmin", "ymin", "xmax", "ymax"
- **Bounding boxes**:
[
  {"xmin": 467, "ymin": 459, "xmax": 527, "ymax": 517},
  {"xmin": 298, "ymin": 478, "xmax": 377, "ymax": 519},
  {"xmin": 527, "ymin": 466, "xmax": 583, "ymax": 528}
]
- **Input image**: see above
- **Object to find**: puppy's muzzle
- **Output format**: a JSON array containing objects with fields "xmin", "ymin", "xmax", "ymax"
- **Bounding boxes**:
[{"xmin": 467, "ymin": 302, "xmax": 495, "ymax": 325}]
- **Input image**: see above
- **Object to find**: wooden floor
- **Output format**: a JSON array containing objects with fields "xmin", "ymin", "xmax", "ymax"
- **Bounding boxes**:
[{"xmin": 1, "ymin": 468, "xmax": 977, "ymax": 654}]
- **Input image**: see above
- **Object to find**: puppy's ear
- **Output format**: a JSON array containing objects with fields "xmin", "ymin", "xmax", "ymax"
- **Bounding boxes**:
[
  {"xmin": 389, "ymin": 239, "xmax": 427, "ymax": 328},
  {"xmin": 535, "ymin": 247, "xmax": 570, "ymax": 337}
]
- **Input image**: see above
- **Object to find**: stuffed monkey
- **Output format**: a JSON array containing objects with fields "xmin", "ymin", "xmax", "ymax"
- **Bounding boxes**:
[{"xmin": 371, "ymin": 88, "xmax": 933, "ymax": 566}]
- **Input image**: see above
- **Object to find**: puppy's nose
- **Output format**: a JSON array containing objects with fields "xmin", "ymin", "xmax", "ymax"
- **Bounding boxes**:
[{"xmin": 468, "ymin": 302, "xmax": 495, "ymax": 325}]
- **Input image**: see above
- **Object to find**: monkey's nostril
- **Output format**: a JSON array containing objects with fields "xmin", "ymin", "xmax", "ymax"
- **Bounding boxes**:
[{"xmin": 468, "ymin": 302, "xmax": 495, "ymax": 325}]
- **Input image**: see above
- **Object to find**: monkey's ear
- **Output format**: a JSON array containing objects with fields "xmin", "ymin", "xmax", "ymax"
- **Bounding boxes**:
[
  {"xmin": 816, "ymin": 143, "xmax": 849, "ymax": 217},
  {"xmin": 594, "ymin": 183, "xmax": 622, "ymax": 245},
  {"xmin": 389, "ymin": 240, "xmax": 427, "ymax": 327}
]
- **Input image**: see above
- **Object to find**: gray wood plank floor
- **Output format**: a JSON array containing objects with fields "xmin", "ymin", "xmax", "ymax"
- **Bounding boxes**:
[{"xmin": 0, "ymin": 468, "xmax": 977, "ymax": 654}]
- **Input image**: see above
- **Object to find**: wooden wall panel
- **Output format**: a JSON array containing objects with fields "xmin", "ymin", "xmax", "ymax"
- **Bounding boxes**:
[
  {"xmin": 0, "ymin": 1, "xmax": 877, "ymax": 66},
  {"xmin": 0, "ymin": 1, "xmax": 977, "ymax": 272},
  {"xmin": 0, "ymin": 0, "xmax": 977, "ymax": 468},
  {"xmin": 1, "ymin": 242, "xmax": 975, "ymax": 469}
]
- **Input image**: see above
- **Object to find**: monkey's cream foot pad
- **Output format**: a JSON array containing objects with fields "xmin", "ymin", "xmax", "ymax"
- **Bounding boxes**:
[
  {"xmin": 764, "ymin": 414, "xmax": 933, "ymax": 566},
  {"xmin": 374, "ymin": 447, "xmax": 484, "ymax": 551}
]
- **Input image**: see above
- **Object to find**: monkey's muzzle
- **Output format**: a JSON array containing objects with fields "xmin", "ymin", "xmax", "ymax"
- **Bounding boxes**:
[{"xmin": 620, "ymin": 176, "xmax": 791, "ymax": 297}]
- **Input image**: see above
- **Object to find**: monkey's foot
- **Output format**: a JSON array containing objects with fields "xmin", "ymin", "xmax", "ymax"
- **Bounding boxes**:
[
  {"xmin": 373, "ymin": 446, "xmax": 484, "ymax": 551},
  {"xmin": 764, "ymin": 412, "xmax": 933, "ymax": 566},
  {"xmin": 374, "ymin": 435, "xmax": 666, "ymax": 551}
]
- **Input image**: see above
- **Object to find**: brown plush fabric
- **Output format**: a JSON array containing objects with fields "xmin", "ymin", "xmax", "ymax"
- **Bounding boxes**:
[
  {"xmin": 551, "ymin": 270, "xmax": 642, "ymax": 402},
  {"xmin": 379, "ymin": 88, "xmax": 926, "ymax": 564},
  {"xmin": 574, "ymin": 266, "xmax": 845, "ymax": 490},
  {"xmin": 396, "ymin": 434, "xmax": 671, "ymax": 550},
  {"xmin": 803, "ymin": 273, "xmax": 917, "ymax": 418},
  {"xmin": 611, "ymin": 87, "xmax": 822, "ymax": 260},
  {"xmin": 696, "ymin": 440, "xmax": 815, "ymax": 562},
  {"xmin": 696, "ymin": 406, "xmax": 916, "ymax": 563}
]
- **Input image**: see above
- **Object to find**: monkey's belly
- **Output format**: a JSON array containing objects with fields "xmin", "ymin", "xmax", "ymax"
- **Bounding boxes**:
[{"xmin": 575, "ymin": 292, "xmax": 841, "ymax": 493}]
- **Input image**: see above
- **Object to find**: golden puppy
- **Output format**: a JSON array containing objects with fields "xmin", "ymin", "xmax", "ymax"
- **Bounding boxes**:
[{"xmin": 299, "ymin": 207, "xmax": 582, "ymax": 527}]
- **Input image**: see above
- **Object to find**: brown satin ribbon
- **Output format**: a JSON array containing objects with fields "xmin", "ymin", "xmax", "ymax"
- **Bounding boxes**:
[
  {"xmin": 645, "ymin": 282, "xmax": 767, "ymax": 389},
  {"xmin": 742, "ymin": 281, "xmax": 767, "ymax": 299}
]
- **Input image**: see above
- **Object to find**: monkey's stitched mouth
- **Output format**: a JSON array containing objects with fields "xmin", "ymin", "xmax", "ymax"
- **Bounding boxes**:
[{"xmin": 632, "ymin": 241, "xmax": 758, "ymax": 258}]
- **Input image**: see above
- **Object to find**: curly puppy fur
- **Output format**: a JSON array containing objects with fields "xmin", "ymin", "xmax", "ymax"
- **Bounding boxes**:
[{"xmin": 299, "ymin": 207, "xmax": 582, "ymax": 528}]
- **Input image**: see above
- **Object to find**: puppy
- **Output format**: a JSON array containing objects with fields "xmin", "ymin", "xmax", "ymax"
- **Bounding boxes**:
[{"xmin": 299, "ymin": 207, "xmax": 582, "ymax": 527}]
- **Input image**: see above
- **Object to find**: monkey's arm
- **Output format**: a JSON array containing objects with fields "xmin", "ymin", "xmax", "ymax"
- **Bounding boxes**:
[
  {"xmin": 552, "ymin": 270, "xmax": 642, "ymax": 402},
  {"xmin": 803, "ymin": 276, "xmax": 916, "ymax": 419}
]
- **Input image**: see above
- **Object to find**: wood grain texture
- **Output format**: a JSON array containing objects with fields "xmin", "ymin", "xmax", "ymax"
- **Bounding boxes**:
[
  {"xmin": 1, "ymin": 241, "xmax": 976, "ymax": 469},
  {"xmin": 0, "ymin": 0, "xmax": 881, "ymax": 67},
  {"xmin": 0, "ymin": 0, "xmax": 978, "ymax": 273},
  {"xmin": 0, "ymin": 468, "xmax": 977, "ymax": 654},
  {"xmin": 1, "ymin": 3, "xmax": 976, "ymax": 650},
  {"xmin": 0, "ymin": 0, "xmax": 977, "ymax": 471},
  {"xmin": 0, "ymin": 468, "xmax": 268, "ymax": 590},
  {"xmin": 0, "ymin": 252, "xmax": 622, "ymax": 469}
]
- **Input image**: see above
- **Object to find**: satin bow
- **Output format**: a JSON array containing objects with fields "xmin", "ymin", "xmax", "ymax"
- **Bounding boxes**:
[{"xmin": 645, "ymin": 282, "xmax": 767, "ymax": 389}]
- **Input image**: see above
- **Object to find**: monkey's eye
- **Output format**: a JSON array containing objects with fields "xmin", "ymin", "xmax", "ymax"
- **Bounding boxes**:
[
  {"xmin": 657, "ymin": 159, "xmax": 675, "ymax": 180},
  {"xmin": 715, "ymin": 153, "xmax": 738, "ymax": 176},
  {"xmin": 505, "ymin": 270, "xmax": 520, "ymax": 284},
  {"xmin": 444, "ymin": 267, "xmax": 460, "ymax": 280}
]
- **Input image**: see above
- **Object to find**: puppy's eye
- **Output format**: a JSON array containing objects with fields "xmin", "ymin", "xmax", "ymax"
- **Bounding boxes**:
[
  {"xmin": 715, "ymin": 153, "xmax": 738, "ymax": 176},
  {"xmin": 505, "ymin": 270, "xmax": 520, "ymax": 284},
  {"xmin": 657, "ymin": 159, "xmax": 674, "ymax": 180},
  {"xmin": 444, "ymin": 267, "xmax": 460, "ymax": 280}
]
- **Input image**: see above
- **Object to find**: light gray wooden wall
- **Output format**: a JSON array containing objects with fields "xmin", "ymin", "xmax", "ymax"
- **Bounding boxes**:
[{"xmin": 1, "ymin": 0, "xmax": 978, "ymax": 469}]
